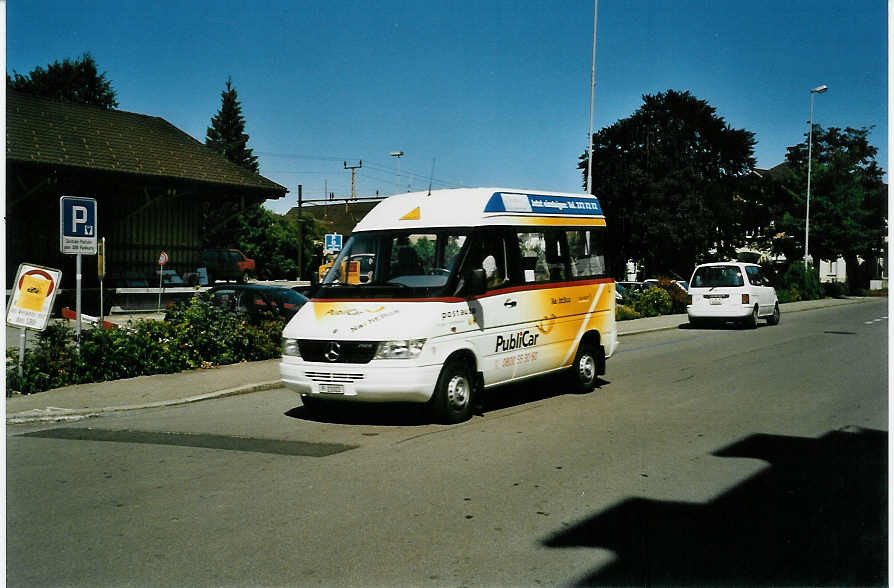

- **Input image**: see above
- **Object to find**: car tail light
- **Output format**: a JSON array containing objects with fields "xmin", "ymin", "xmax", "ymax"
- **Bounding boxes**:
[
  {"xmin": 686, "ymin": 295, "xmax": 692, "ymax": 305},
  {"xmin": 741, "ymin": 293, "xmax": 750, "ymax": 304}
]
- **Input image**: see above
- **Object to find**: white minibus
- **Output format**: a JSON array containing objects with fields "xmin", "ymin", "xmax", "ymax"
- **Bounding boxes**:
[{"xmin": 280, "ymin": 188, "xmax": 617, "ymax": 423}]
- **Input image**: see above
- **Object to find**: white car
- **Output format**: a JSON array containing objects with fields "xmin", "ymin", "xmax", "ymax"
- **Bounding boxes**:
[{"xmin": 686, "ymin": 262, "xmax": 780, "ymax": 328}]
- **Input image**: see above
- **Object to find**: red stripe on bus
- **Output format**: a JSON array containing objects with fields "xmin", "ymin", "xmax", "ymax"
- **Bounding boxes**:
[{"xmin": 312, "ymin": 278, "xmax": 614, "ymax": 303}]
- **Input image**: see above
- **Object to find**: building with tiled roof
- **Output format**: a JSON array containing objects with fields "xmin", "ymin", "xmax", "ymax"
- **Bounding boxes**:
[{"xmin": 6, "ymin": 90, "xmax": 287, "ymax": 301}]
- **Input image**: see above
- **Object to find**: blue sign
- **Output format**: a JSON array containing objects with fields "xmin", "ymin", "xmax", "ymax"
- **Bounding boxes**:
[
  {"xmin": 483, "ymin": 192, "xmax": 603, "ymax": 216},
  {"xmin": 325, "ymin": 233, "xmax": 343, "ymax": 253},
  {"xmin": 60, "ymin": 196, "xmax": 98, "ymax": 254}
]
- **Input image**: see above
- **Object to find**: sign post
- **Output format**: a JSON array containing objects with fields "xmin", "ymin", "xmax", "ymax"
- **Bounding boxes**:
[
  {"xmin": 60, "ymin": 196, "xmax": 98, "ymax": 343},
  {"xmin": 98, "ymin": 237, "xmax": 106, "ymax": 324},
  {"xmin": 6, "ymin": 264, "xmax": 63, "ymax": 384},
  {"xmin": 157, "ymin": 251, "xmax": 168, "ymax": 312}
]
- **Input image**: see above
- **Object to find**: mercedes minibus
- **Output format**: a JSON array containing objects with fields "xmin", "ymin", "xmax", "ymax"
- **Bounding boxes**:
[{"xmin": 280, "ymin": 188, "xmax": 617, "ymax": 423}]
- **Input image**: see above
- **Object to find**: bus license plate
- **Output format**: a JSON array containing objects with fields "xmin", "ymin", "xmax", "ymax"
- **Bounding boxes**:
[{"xmin": 319, "ymin": 383, "xmax": 344, "ymax": 395}]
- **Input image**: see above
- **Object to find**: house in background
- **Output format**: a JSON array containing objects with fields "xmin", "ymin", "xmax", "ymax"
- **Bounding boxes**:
[{"xmin": 6, "ymin": 90, "xmax": 287, "ymax": 307}]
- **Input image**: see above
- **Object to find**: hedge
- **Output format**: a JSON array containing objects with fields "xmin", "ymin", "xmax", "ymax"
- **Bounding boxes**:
[{"xmin": 6, "ymin": 297, "xmax": 285, "ymax": 395}]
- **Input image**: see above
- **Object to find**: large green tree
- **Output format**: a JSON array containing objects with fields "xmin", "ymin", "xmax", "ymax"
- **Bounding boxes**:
[
  {"xmin": 205, "ymin": 77, "xmax": 258, "ymax": 172},
  {"xmin": 227, "ymin": 207, "xmax": 313, "ymax": 280},
  {"xmin": 770, "ymin": 126, "xmax": 886, "ymax": 290},
  {"xmin": 581, "ymin": 90, "xmax": 758, "ymax": 279},
  {"xmin": 7, "ymin": 52, "xmax": 118, "ymax": 109}
]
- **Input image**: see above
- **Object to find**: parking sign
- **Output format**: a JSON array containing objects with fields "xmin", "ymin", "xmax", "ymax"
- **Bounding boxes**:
[{"xmin": 60, "ymin": 196, "xmax": 98, "ymax": 254}]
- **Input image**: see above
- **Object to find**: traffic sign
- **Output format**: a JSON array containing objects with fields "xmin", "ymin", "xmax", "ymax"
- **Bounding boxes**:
[
  {"xmin": 158, "ymin": 251, "xmax": 169, "ymax": 266},
  {"xmin": 60, "ymin": 196, "xmax": 98, "ymax": 254},
  {"xmin": 325, "ymin": 233, "xmax": 343, "ymax": 253},
  {"xmin": 6, "ymin": 263, "xmax": 62, "ymax": 331}
]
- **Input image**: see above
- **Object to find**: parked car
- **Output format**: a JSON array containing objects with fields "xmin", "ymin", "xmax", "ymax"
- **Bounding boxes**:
[
  {"xmin": 686, "ymin": 262, "xmax": 780, "ymax": 328},
  {"xmin": 204, "ymin": 284, "xmax": 308, "ymax": 321},
  {"xmin": 201, "ymin": 249, "xmax": 255, "ymax": 284},
  {"xmin": 618, "ymin": 281, "xmax": 645, "ymax": 293}
]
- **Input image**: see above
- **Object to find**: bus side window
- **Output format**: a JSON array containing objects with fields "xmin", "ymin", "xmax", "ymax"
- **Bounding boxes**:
[
  {"xmin": 545, "ymin": 231, "xmax": 567, "ymax": 281},
  {"xmin": 461, "ymin": 231, "xmax": 510, "ymax": 290},
  {"xmin": 567, "ymin": 228, "xmax": 606, "ymax": 278},
  {"xmin": 517, "ymin": 232, "xmax": 549, "ymax": 283}
]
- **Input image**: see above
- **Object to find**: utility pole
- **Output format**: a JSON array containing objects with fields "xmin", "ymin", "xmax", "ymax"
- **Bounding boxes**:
[
  {"xmin": 390, "ymin": 151, "xmax": 404, "ymax": 195},
  {"xmin": 296, "ymin": 184, "xmax": 303, "ymax": 280},
  {"xmin": 344, "ymin": 160, "xmax": 362, "ymax": 199}
]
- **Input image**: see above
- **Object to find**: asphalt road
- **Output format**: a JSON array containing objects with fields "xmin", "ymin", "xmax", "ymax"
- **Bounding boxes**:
[{"xmin": 7, "ymin": 299, "xmax": 888, "ymax": 587}]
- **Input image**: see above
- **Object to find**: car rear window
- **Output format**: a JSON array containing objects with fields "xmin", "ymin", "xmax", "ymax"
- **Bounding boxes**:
[
  {"xmin": 692, "ymin": 266, "xmax": 744, "ymax": 288},
  {"xmin": 274, "ymin": 290, "xmax": 308, "ymax": 311}
]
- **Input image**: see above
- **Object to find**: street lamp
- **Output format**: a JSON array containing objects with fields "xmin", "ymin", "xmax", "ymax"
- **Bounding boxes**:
[
  {"xmin": 804, "ymin": 84, "xmax": 827, "ymax": 268},
  {"xmin": 390, "ymin": 151, "xmax": 404, "ymax": 195}
]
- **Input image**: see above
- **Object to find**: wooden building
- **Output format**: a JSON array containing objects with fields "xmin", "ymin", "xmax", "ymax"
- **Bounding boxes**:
[{"xmin": 6, "ymin": 90, "xmax": 287, "ymax": 296}]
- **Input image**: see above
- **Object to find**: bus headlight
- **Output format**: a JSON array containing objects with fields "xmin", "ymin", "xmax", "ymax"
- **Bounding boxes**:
[
  {"xmin": 282, "ymin": 338, "xmax": 302, "ymax": 358},
  {"xmin": 373, "ymin": 339, "xmax": 426, "ymax": 360}
]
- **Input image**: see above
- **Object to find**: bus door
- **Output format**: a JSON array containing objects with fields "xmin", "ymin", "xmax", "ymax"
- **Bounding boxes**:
[{"xmin": 463, "ymin": 230, "xmax": 522, "ymax": 385}]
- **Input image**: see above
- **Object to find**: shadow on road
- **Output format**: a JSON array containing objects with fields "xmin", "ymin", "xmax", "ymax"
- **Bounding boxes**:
[
  {"xmin": 543, "ymin": 427, "xmax": 887, "ymax": 586},
  {"xmin": 284, "ymin": 374, "xmax": 610, "ymax": 425}
]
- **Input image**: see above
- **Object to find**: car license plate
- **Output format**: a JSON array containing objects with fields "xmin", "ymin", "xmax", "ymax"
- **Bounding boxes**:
[
  {"xmin": 319, "ymin": 383, "xmax": 344, "ymax": 395},
  {"xmin": 710, "ymin": 299, "xmax": 723, "ymax": 305}
]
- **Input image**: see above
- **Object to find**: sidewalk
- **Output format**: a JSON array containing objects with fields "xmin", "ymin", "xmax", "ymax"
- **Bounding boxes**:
[{"xmin": 6, "ymin": 297, "xmax": 876, "ymax": 424}]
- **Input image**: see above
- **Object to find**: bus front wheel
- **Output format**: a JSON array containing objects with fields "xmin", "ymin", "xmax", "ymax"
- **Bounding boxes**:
[{"xmin": 429, "ymin": 360, "xmax": 474, "ymax": 424}]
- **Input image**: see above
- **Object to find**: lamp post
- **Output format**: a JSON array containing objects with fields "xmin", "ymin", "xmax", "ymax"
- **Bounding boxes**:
[
  {"xmin": 804, "ymin": 84, "xmax": 827, "ymax": 268},
  {"xmin": 586, "ymin": 0, "xmax": 598, "ymax": 196},
  {"xmin": 390, "ymin": 151, "xmax": 404, "ymax": 195}
]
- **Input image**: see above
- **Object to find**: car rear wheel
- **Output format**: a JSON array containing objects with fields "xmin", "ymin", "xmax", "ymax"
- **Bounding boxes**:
[
  {"xmin": 744, "ymin": 305, "xmax": 759, "ymax": 329},
  {"xmin": 766, "ymin": 303, "xmax": 780, "ymax": 325}
]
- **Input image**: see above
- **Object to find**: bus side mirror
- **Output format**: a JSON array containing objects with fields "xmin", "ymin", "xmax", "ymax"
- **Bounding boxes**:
[{"xmin": 463, "ymin": 269, "xmax": 487, "ymax": 297}]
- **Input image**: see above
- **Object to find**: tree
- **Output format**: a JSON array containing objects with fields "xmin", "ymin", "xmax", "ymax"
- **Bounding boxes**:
[
  {"xmin": 580, "ymin": 90, "xmax": 758, "ymax": 279},
  {"xmin": 770, "ymin": 126, "xmax": 886, "ymax": 290},
  {"xmin": 205, "ymin": 77, "xmax": 258, "ymax": 173},
  {"xmin": 7, "ymin": 52, "xmax": 118, "ymax": 109},
  {"xmin": 206, "ymin": 206, "xmax": 322, "ymax": 280}
]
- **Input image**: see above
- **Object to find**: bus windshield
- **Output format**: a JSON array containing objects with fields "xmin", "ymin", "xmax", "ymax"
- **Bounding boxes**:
[{"xmin": 317, "ymin": 230, "xmax": 469, "ymax": 298}]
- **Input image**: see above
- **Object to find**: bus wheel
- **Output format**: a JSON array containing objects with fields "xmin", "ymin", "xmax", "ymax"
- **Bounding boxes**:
[
  {"xmin": 430, "ymin": 360, "xmax": 473, "ymax": 424},
  {"xmin": 569, "ymin": 343, "xmax": 599, "ymax": 393}
]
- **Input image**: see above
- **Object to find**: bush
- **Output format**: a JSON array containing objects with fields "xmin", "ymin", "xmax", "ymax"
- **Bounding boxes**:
[
  {"xmin": 822, "ymin": 281, "xmax": 849, "ymax": 299},
  {"xmin": 6, "ymin": 297, "xmax": 286, "ymax": 395},
  {"xmin": 633, "ymin": 286, "xmax": 673, "ymax": 317},
  {"xmin": 656, "ymin": 278, "xmax": 687, "ymax": 314},
  {"xmin": 781, "ymin": 262, "xmax": 822, "ymax": 301},
  {"xmin": 616, "ymin": 304, "xmax": 642, "ymax": 321}
]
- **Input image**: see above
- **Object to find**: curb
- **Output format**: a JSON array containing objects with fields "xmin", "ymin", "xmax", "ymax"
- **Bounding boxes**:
[{"xmin": 6, "ymin": 380, "xmax": 282, "ymax": 425}]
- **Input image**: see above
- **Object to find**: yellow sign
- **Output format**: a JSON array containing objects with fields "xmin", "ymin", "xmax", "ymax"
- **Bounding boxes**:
[{"xmin": 17, "ymin": 274, "xmax": 50, "ymax": 311}]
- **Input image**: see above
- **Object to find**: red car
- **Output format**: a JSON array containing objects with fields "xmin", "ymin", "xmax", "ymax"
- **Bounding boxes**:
[{"xmin": 201, "ymin": 249, "xmax": 255, "ymax": 283}]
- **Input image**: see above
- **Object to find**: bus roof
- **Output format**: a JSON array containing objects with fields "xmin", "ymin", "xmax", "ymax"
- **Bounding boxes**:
[{"xmin": 352, "ymin": 188, "xmax": 606, "ymax": 232}]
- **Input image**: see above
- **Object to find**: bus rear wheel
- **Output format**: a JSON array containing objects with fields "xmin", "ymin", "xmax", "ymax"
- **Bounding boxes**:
[{"xmin": 569, "ymin": 343, "xmax": 600, "ymax": 393}]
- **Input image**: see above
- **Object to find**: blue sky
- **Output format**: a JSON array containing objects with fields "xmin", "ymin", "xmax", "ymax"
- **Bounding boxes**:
[{"xmin": 7, "ymin": 0, "xmax": 888, "ymax": 214}]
